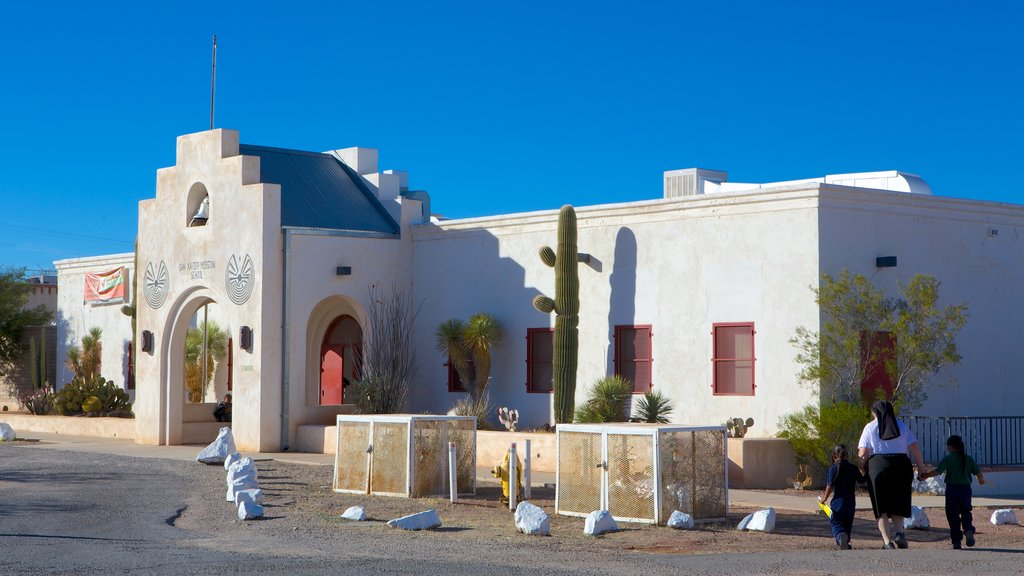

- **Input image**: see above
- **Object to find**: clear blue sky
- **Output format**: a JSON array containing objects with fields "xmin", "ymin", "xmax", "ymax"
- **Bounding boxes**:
[{"xmin": 1, "ymin": 1, "xmax": 1021, "ymax": 273}]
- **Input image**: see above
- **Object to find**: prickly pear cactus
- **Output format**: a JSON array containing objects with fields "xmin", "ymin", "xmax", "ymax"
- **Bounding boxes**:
[
  {"xmin": 82, "ymin": 396, "xmax": 102, "ymax": 413},
  {"xmin": 726, "ymin": 417, "xmax": 755, "ymax": 438},
  {"xmin": 532, "ymin": 205, "xmax": 581, "ymax": 424}
]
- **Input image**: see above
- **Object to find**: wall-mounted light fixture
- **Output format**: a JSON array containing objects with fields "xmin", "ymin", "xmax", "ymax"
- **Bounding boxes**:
[
  {"xmin": 336, "ymin": 266, "xmax": 352, "ymax": 276},
  {"xmin": 141, "ymin": 330, "xmax": 154, "ymax": 353},
  {"xmin": 876, "ymin": 256, "xmax": 898, "ymax": 268},
  {"xmin": 240, "ymin": 325, "xmax": 253, "ymax": 352}
]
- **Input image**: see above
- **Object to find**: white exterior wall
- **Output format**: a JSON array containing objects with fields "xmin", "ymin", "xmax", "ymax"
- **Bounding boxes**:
[
  {"xmin": 818, "ymin": 187, "xmax": 1024, "ymax": 417},
  {"xmin": 410, "ymin": 188, "xmax": 823, "ymax": 435},
  {"xmin": 54, "ymin": 254, "xmax": 135, "ymax": 392},
  {"xmin": 136, "ymin": 129, "xmax": 281, "ymax": 451}
]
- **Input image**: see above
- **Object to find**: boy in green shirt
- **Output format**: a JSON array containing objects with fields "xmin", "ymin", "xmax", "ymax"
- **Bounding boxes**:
[{"xmin": 920, "ymin": 435, "xmax": 986, "ymax": 549}]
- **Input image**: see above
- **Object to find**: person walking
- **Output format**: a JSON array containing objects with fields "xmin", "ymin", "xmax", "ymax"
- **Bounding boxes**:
[
  {"xmin": 819, "ymin": 444, "xmax": 864, "ymax": 550},
  {"xmin": 919, "ymin": 435, "xmax": 986, "ymax": 549},
  {"xmin": 857, "ymin": 400, "xmax": 927, "ymax": 549}
]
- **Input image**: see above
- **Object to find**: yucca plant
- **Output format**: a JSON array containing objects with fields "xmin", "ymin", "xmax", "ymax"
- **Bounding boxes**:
[
  {"xmin": 574, "ymin": 375, "xmax": 633, "ymax": 423},
  {"xmin": 65, "ymin": 327, "xmax": 102, "ymax": 380},
  {"xmin": 631, "ymin": 390, "xmax": 674, "ymax": 423},
  {"xmin": 184, "ymin": 320, "xmax": 227, "ymax": 403},
  {"xmin": 435, "ymin": 313, "xmax": 502, "ymax": 404}
]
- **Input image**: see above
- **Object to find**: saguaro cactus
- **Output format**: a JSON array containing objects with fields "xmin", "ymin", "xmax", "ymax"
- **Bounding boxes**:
[
  {"xmin": 29, "ymin": 326, "xmax": 47, "ymax": 389},
  {"xmin": 532, "ymin": 205, "xmax": 580, "ymax": 424}
]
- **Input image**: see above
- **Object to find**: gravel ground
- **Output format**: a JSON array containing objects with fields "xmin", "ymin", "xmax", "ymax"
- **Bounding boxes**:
[{"xmin": 1, "ymin": 443, "xmax": 1022, "ymax": 575}]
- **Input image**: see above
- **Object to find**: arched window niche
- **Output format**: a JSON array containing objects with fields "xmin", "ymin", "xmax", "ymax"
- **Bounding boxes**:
[{"xmin": 186, "ymin": 182, "xmax": 211, "ymax": 227}]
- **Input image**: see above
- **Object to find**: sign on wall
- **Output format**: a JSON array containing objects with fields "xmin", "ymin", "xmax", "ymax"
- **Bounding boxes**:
[{"xmin": 84, "ymin": 267, "xmax": 127, "ymax": 304}]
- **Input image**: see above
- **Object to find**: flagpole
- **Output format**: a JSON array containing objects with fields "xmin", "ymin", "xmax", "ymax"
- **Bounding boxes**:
[{"xmin": 210, "ymin": 35, "xmax": 217, "ymax": 130}]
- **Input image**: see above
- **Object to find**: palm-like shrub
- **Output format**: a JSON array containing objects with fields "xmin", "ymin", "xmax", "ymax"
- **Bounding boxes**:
[
  {"xmin": 65, "ymin": 327, "xmax": 103, "ymax": 380},
  {"xmin": 574, "ymin": 375, "xmax": 633, "ymax": 423},
  {"xmin": 631, "ymin": 390, "xmax": 674, "ymax": 423},
  {"xmin": 184, "ymin": 321, "xmax": 227, "ymax": 403},
  {"xmin": 435, "ymin": 313, "xmax": 503, "ymax": 404}
]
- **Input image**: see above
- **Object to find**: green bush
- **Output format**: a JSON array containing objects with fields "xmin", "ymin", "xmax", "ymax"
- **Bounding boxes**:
[
  {"xmin": 777, "ymin": 400, "xmax": 870, "ymax": 474},
  {"xmin": 630, "ymin": 390, "xmax": 674, "ymax": 423},
  {"xmin": 55, "ymin": 375, "xmax": 133, "ymax": 417},
  {"xmin": 574, "ymin": 375, "xmax": 632, "ymax": 423}
]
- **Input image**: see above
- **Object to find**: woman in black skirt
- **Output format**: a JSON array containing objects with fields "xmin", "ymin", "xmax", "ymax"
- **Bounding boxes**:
[{"xmin": 857, "ymin": 400, "xmax": 927, "ymax": 549}]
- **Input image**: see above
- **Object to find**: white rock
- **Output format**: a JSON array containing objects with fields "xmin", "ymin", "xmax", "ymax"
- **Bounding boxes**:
[
  {"xmin": 237, "ymin": 500, "xmax": 264, "ymax": 520},
  {"xmin": 235, "ymin": 488, "xmax": 264, "ymax": 507},
  {"xmin": 226, "ymin": 457, "xmax": 258, "ymax": 486},
  {"xmin": 196, "ymin": 427, "xmax": 236, "ymax": 464},
  {"xmin": 223, "ymin": 451, "xmax": 241, "ymax": 471},
  {"xmin": 340, "ymin": 506, "xmax": 366, "ymax": 521},
  {"xmin": 514, "ymin": 501, "xmax": 550, "ymax": 536},
  {"xmin": 736, "ymin": 512, "xmax": 754, "ymax": 531},
  {"xmin": 226, "ymin": 476, "xmax": 260, "ymax": 502},
  {"xmin": 903, "ymin": 505, "xmax": 930, "ymax": 530},
  {"xmin": 387, "ymin": 509, "xmax": 442, "ymax": 530},
  {"xmin": 990, "ymin": 509, "xmax": 1019, "ymax": 525},
  {"xmin": 584, "ymin": 510, "xmax": 618, "ymax": 536},
  {"xmin": 0, "ymin": 423, "xmax": 15, "ymax": 442},
  {"xmin": 743, "ymin": 508, "xmax": 776, "ymax": 532},
  {"xmin": 667, "ymin": 510, "xmax": 695, "ymax": 530}
]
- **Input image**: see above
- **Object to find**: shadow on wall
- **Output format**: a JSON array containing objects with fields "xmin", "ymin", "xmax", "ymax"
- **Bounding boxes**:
[
  {"xmin": 413, "ymin": 226, "xmax": 544, "ymax": 428},
  {"xmin": 54, "ymin": 310, "xmax": 73, "ymax": 390},
  {"xmin": 606, "ymin": 227, "xmax": 637, "ymax": 376}
]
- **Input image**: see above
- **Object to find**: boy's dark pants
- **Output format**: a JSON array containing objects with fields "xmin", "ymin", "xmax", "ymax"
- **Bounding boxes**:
[
  {"xmin": 944, "ymin": 484, "xmax": 974, "ymax": 545},
  {"xmin": 829, "ymin": 495, "xmax": 855, "ymax": 544}
]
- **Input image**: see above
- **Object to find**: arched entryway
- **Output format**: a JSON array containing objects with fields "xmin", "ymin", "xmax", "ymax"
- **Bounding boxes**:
[{"xmin": 319, "ymin": 315, "xmax": 361, "ymax": 405}]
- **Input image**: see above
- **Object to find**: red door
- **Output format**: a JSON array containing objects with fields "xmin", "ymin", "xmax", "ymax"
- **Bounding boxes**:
[{"xmin": 320, "ymin": 346, "xmax": 344, "ymax": 405}]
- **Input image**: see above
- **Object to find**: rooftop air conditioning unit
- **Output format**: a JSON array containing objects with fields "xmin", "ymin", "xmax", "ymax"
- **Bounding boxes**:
[{"xmin": 663, "ymin": 168, "xmax": 728, "ymax": 198}]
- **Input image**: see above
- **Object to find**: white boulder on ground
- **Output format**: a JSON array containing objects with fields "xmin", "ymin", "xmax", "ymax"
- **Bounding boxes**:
[
  {"xmin": 387, "ymin": 509, "xmax": 442, "ymax": 531},
  {"xmin": 667, "ymin": 510, "xmax": 695, "ymax": 530},
  {"xmin": 235, "ymin": 488, "xmax": 264, "ymax": 508},
  {"xmin": 514, "ymin": 501, "xmax": 550, "ymax": 536},
  {"xmin": 340, "ymin": 506, "xmax": 366, "ymax": 521},
  {"xmin": 196, "ymin": 427, "xmax": 236, "ymax": 464},
  {"xmin": 226, "ymin": 476, "xmax": 260, "ymax": 503},
  {"xmin": 990, "ymin": 509, "xmax": 1019, "ymax": 525},
  {"xmin": 739, "ymin": 508, "xmax": 776, "ymax": 532},
  {"xmin": 237, "ymin": 500, "xmax": 264, "ymax": 520},
  {"xmin": 0, "ymin": 422, "xmax": 15, "ymax": 442},
  {"xmin": 223, "ymin": 451, "xmax": 241, "ymax": 471},
  {"xmin": 226, "ymin": 457, "xmax": 258, "ymax": 485},
  {"xmin": 584, "ymin": 510, "xmax": 618, "ymax": 536},
  {"xmin": 903, "ymin": 506, "xmax": 930, "ymax": 530}
]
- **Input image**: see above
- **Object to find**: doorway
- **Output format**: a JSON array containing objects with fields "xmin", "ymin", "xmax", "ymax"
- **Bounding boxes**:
[{"xmin": 320, "ymin": 315, "xmax": 361, "ymax": 405}]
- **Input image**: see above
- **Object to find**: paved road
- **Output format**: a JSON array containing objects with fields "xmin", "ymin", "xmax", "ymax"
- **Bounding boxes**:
[{"xmin": 2, "ymin": 443, "xmax": 1023, "ymax": 575}]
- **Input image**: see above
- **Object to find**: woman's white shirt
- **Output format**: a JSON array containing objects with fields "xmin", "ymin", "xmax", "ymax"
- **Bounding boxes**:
[{"xmin": 858, "ymin": 419, "xmax": 918, "ymax": 455}]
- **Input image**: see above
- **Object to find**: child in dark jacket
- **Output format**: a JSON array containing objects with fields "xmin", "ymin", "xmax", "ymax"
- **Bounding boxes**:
[
  {"xmin": 920, "ymin": 435, "xmax": 986, "ymax": 549},
  {"xmin": 820, "ymin": 444, "xmax": 865, "ymax": 549}
]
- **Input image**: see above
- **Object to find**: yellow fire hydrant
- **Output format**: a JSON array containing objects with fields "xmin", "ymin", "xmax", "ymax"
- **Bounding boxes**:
[{"xmin": 490, "ymin": 450, "xmax": 523, "ymax": 504}]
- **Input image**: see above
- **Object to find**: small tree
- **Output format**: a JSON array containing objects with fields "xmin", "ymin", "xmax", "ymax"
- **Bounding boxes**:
[
  {"xmin": 352, "ymin": 284, "xmax": 420, "ymax": 414},
  {"xmin": 790, "ymin": 270, "xmax": 966, "ymax": 412},
  {"xmin": 184, "ymin": 321, "xmax": 226, "ymax": 403},
  {"xmin": 434, "ymin": 313, "xmax": 503, "ymax": 405},
  {"xmin": 66, "ymin": 327, "xmax": 103, "ymax": 380},
  {"xmin": 0, "ymin": 267, "xmax": 53, "ymax": 376}
]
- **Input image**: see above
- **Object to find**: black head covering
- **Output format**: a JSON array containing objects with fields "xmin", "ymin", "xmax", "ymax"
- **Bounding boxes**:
[{"xmin": 872, "ymin": 400, "xmax": 900, "ymax": 441}]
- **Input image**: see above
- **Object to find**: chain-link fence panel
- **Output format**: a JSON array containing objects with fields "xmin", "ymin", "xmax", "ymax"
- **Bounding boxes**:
[
  {"xmin": 607, "ymin": 433, "xmax": 656, "ymax": 522},
  {"xmin": 334, "ymin": 420, "xmax": 370, "ymax": 492},
  {"xmin": 371, "ymin": 421, "xmax": 409, "ymax": 495},
  {"xmin": 556, "ymin": 430, "xmax": 602, "ymax": 516}
]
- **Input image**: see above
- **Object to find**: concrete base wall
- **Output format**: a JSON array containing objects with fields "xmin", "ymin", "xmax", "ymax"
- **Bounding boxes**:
[
  {"xmin": 477, "ymin": 430, "xmax": 556, "ymax": 473},
  {"xmin": 728, "ymin": 437, "xmax": 797, "ymax": 489},
  {"xmin": 0, "ymin": 413, "xmax": 136, "ymax": 440}
]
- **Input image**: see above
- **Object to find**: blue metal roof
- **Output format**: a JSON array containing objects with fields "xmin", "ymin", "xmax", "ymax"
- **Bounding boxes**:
[{"xmin": 239, "ymin": 144, "xmax": 399, "ymax": 235}]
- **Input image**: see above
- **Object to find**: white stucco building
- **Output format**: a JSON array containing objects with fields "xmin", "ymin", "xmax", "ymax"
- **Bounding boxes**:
[{"xmin": 55, "ymin": 128, "xmax": 1024, "ymax": 452}]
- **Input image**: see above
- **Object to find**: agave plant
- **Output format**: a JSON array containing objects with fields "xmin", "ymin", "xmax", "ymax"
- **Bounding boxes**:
[
  {"xmin": 631, "ymin": 390, "xmax": 674, "ymax": 423},
  {"xmin": 574, "ymin": 375, "xmax": 633, "ymax": 423}
]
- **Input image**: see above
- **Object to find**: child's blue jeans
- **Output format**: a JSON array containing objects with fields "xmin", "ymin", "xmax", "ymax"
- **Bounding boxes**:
[
  {"xmin": 829, "ymin": 495, "xmax": 855, "ymax": 544},
  {"xmin": 944, "ymin": 484, "xmax": 974, "ymax": 545}
]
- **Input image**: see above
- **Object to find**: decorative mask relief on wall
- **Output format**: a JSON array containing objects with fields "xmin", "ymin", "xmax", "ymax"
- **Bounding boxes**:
[
  {"xmin": 226, "ymin": 254, "xmax": 255, "ymax": 305},
  {"xmin": 143, "ymin": 261, "xmax": 169, "ymax": 309}
]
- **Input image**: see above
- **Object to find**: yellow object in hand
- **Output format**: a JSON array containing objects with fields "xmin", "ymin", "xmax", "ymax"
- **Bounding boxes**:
[{"xmin": 818, "ymin": 500, "xmax": 832, "ymax": 518}]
